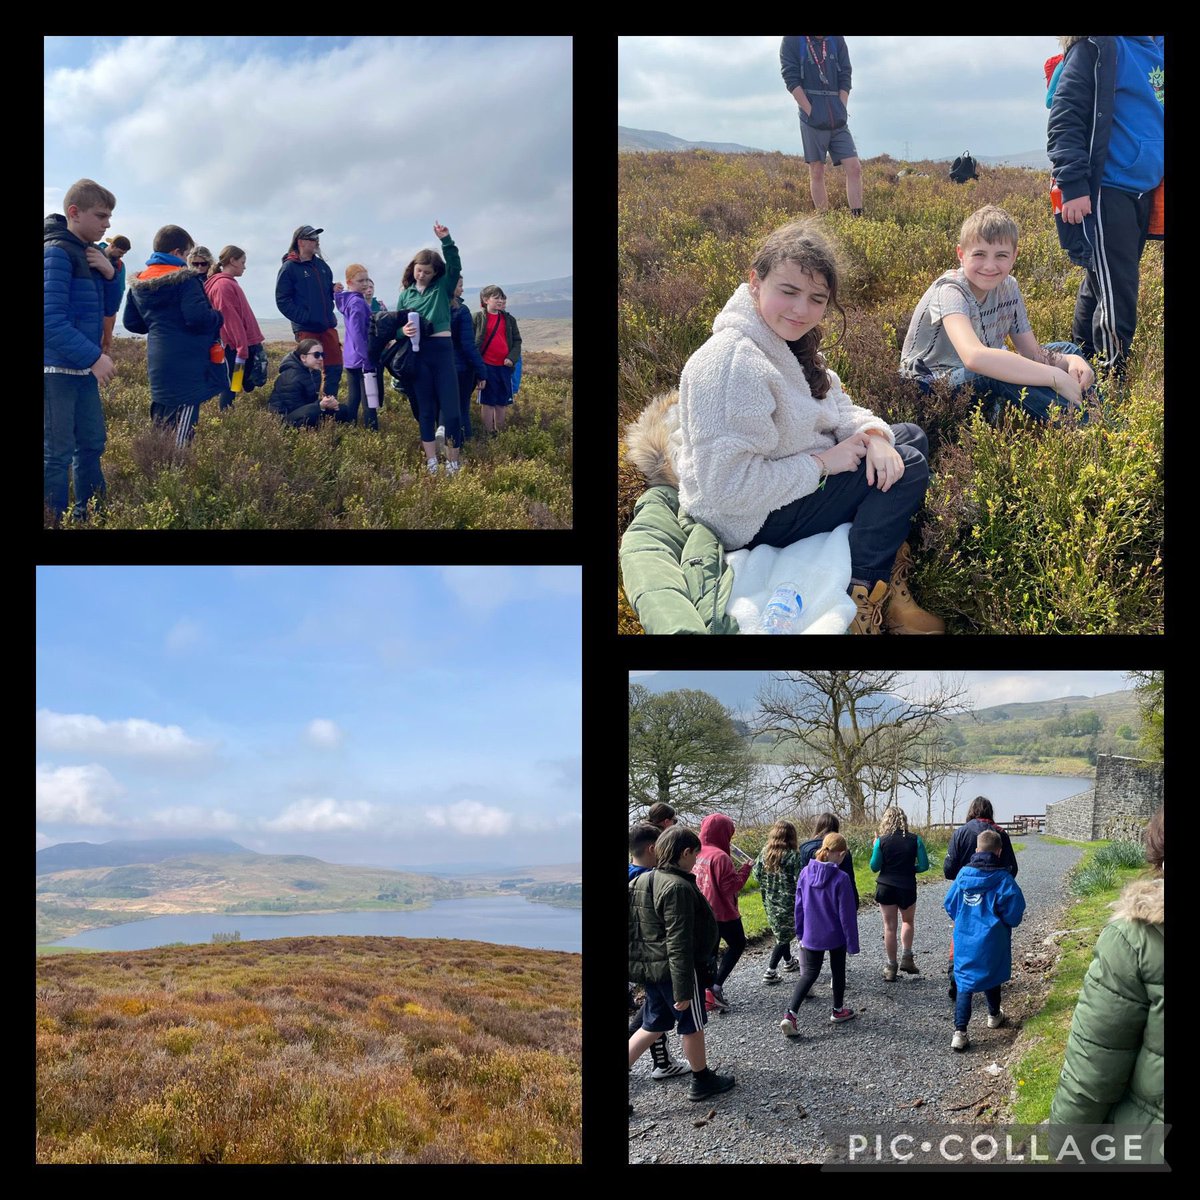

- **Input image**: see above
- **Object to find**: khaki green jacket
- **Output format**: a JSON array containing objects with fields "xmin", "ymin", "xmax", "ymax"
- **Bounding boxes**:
[
  {"xmin": 629, "ymin": 864, "xmax": 719, "ymax": 1003},
  {"xmin": 619, "ymin": 486, "xmax": 738, "ymax": 635},
  {"xmin": 1049, "ymin": 876, "xmax": 1164, "ymax": 1128}
]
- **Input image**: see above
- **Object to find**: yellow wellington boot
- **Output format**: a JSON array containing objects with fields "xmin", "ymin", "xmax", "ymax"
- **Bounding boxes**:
[
  {"xmin": 848, "ymin": 581, "xmax": 888, "ymax": 634},
  {"xmin": 884, "ymin": 543, "xmax": 945, "ymax": 635}
]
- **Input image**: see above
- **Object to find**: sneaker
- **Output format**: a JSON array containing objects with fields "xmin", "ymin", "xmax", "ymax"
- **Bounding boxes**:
[
  {"xmin": 444, "ymin": 459, "xmax": 461, "ymax": 476},
  {"xmin": 782, "ymin": 957, "xmax": 800, "ymax": 972},
  {"xmin": 951, "ymin": 1029, "xmax": 969, "ymax": 1052},
  {"xmin": 651, "ymin": 1059, "xmax": 690, "ymax": 1080},
  {"xmin": 883, "ymin": 961, "xmax": 898, "ymax": 982},
  {"xmin": 899, "ymin": 952, "xmax": 920, "ymax": 975},
  {"xmin": 780, "ymin": 1011, "xmax": 800, "ymax": 1037},
  {"xmin": 709, "ymin": 984, "xmax": 730, "ymax": 1010},
  {"xmin": 763, "ymin": 967, "xmax": 781, "ymax": 985},
  {"xmin": 705, "ymin": 988, "xmax": 727, "ymax": 1013},
  {"xmin": 987, "ymin": 1010, "xmax": 1006, "ymax": 1030},
  {"xmin": 426, "ymin": 457, "xmax": 439, "ymax": 475},
  {"xmin": 830, "ymin": 1007, "xmax": 856, "ymax": 1023},
  {"xmin": 435, "ymin": 425, "xmax": 446, "ymax": 457},
  {"xmin": 687, "ymin": 1069, "xmax": 736, "ymax": 1102}
]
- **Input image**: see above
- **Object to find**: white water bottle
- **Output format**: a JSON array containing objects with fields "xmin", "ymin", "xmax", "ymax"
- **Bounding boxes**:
[{"xmin": 760, "ymin": 583, "xmax": 803, "ymax": 634}]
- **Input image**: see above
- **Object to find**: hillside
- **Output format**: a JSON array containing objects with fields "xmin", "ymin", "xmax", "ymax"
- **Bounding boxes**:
[
  {"xmin": 37, "ymin": 838, "xmax": 251, "ymax": 873},
  {"xmin": 36, "ymin": 936, "xmax": 580, "ymax": 1163},
  {"xmin": 618, "ymin": 151, "xmax": 1163, "ymax": 634},
  {"xmin": 36, "ymin": 846, "xmax": 468, "ymax": 944},
  {"xmin": 51, "ymin": 338, "xmax": 572, "ymax": 530}
]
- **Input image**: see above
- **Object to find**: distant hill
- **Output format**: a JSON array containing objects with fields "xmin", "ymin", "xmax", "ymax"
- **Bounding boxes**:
[
  {"xmin": 37, "ymin": 838, "xmax": 252, "ymax": 874},
  {"xmin": 36, "ymin": 841, "xmax": 470, "ymax": 944},
  {"xmin": 618, "ymin": 125, "xmax": 764, "ymax": 154}
]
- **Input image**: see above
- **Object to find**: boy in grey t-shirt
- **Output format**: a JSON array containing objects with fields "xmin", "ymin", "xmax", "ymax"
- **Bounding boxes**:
[{"xmin": 900, "ymin": 205, "xmax": 1096, "ymax": 422}]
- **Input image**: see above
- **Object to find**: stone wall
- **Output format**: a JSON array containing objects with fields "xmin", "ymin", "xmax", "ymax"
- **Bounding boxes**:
[
  {"xmin": 1045, "ymin": 789, "xmax": 1096, "ymax": 841},
  {"xmin": 1044, "ymin": 754, "xmax": 1163, "ymax": 841}
]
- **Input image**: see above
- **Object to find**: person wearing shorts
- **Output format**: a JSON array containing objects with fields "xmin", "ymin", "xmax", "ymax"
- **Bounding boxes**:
[
  {"xmin": 870, "ymin": 806, "xmax": 930, "ymax": 981},
  {"xmin": 629, "ymin": 825, "xmax": 736, "ymax": 1104},
  {"xmin": 780, "ymin": 36, "xmax": 863, "ymax": 215}
]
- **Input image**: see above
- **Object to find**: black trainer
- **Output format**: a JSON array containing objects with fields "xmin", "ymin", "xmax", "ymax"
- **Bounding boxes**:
[{"xmin": 688, "ymin": 1068, "xmax": 736, "ymax": 1102}]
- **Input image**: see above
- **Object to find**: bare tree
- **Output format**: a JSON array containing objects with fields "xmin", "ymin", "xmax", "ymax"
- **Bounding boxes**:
[
  {"xmin": 628, "ymin": 684, "xmax": 758, "ymax": 822},
  {"xmin": 754, "ymin": 672, "xmax": 971, "ymax": 825}
]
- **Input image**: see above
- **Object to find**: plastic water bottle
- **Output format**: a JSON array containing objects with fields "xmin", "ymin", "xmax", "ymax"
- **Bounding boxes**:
[{"xmin": 760, "ymin": 583, "xmax": 803, "ymax": 634}]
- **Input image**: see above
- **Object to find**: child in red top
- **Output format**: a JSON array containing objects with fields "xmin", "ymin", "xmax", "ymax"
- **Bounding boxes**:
[
  {"xmin": 692, "ymin": 813, "xmax": 753, "ymax": 1010},
  {"xmin": 472, "ymin": 284, "xmax": 523, "ymax": 434}
]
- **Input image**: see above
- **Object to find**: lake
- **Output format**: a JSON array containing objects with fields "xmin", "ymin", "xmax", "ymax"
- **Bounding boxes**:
[
  {"xmin": 50, "ymin": 895, "xmax": 581, "ymax": 954},
  {"xmin": 754, "ymin": 768, "xmax": 1090, "ymax": 825}
]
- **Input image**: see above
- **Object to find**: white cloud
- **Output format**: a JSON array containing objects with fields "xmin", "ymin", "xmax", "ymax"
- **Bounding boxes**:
[
  {"xmin": 165, "ymin": 617, "xmax": 203, "ymax": 653},
  {"xmin": 424, "ymin": 800, "xmax": 514, "ymax": 837},
  {"xmin": 436, "ymin": 565, "xmax": 581, "ymax": 617},
  {"xmin": 36, "ymin": 831, "xmax": 55, "ymax": 850},
  {"xmin": 36, "ymin": 709, "xmax": 209, "ymax": 759},
  {"xmin": 262, "ymin": 797, "xmax": 374, "ymax": 832},
  {"xmin": 305, "ymin": 718, "xmax": 343, "ymax": 749},
  {"xmin": 36, "ymin": 763, "xmax": 121, "ymax": 824},
  {"xmin": 149, "ymin": 806, "xmax": 241, "ymax": 831}
]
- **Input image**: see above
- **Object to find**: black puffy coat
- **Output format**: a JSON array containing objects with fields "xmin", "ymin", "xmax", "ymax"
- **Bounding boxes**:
[
  {"xmin": 943, "ymin": 817, "xmax": 1018, "ymax": 880},
  {"xmin": 268, "ymin": 350, "xmax": 320, "ymax": 416},
  {"xmin": 275, "ymin": 253, "xmax": 336, "ymax": 335},
  {"xmin": 122, "ymin": 264, "xmax": 226, "ymax": 408}
]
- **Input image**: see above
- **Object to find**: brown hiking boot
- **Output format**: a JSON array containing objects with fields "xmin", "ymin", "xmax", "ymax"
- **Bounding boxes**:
[
  {"xmin": 884, "ymin": 543, "xmax": 945, "ymax": 634},
  {"xmin": 899, "ymin": 951, "xmax": 920, "ymax": 975},
  {"xmin": 883, "ymin": 961, "xmax": 898, "ymax": 982},
  {"xmin": 848, "ymin": 581, "xmax": 888, "ymax": 634}
]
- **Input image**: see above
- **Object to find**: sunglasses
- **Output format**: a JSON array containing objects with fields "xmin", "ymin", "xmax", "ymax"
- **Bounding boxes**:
[
  {"xmin": 307, "ymin": 350, "xmax": 325, "ymax": 359},
  {"xmin": 191, "ymin": 261, "xmax": 210, "ymax": 268}
]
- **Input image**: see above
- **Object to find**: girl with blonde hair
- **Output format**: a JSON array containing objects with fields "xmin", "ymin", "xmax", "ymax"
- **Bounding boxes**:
[
  {"xmin": 870, "ymin": 806, "xmax": 930, "ymax": 981},
  {"xmin": 781, "ymin": 832, "xmax": 860, "ymax": 1035}
]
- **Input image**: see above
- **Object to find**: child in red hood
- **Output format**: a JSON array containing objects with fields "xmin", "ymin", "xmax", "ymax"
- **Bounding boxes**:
[{"xmin": 693, "ymin": 813, "xmax": 753, "ymax": 1010}]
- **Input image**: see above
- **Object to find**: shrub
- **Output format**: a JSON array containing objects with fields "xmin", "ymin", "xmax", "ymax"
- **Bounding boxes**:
[
  {"xmin": 1068, "ymin": 860, "xmax": 1118, "ymax": 897},
  {"xmin": 1093, "ymin": 840, "xmax": 1147, "ymax": 870}
]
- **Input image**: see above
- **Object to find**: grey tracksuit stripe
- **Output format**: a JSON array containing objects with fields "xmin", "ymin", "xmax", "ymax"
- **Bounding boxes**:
[{"xmin": 175, "ymin": 405, "xmax": 196, "ymax": 448}]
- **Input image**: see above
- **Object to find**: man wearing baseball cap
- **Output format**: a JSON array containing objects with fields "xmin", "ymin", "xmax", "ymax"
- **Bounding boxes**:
[{"xmin": 275, "ymin": 224, "xmax": 344, "ymax": 400}]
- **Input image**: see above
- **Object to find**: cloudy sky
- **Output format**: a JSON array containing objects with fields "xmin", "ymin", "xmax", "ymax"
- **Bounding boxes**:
[
  {"xmin": 619, "ymin": 36, "xmax": 1064, "ymax": 161},
  {"xmin": 37, "ymin": 566, "xmax": 581, "ymax": 869},
  {"xmin": 44, "ymin": 36, "xmax": 572, "ymax": 316},
  {"xmin": 630, "ymin": 671, "xmax": 1138, "ymax": 715}
]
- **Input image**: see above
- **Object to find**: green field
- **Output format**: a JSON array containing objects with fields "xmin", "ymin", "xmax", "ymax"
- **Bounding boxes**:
[
  {"xmin": 51, "ymin": 339, "xmax": 572, "ymax": 529},
  {"xmin": 618, "ymin": 152, "xmax": 1163, "ymax": 634}
]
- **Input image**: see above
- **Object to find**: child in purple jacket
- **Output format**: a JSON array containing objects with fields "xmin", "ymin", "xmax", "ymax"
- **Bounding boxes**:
[
  {"xmin": 335, "ymin": 263, "xmax": 377, "ymax": 430},
  {"xmin": 781, "ymin": 832, "xmax": 860, "ymax": 1036}
]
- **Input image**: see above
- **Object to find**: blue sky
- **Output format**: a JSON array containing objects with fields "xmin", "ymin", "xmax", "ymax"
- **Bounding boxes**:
[
  {"xmin": 630, "ymin": 671, "xmax": 1137, "ymax": 716},
  {"xmin": 44, "ymin": 36, "xmax": 572, "ymax": 315},
  {"xmin": 36, "ymin": 566, "xmax": 581, "ymax": 868},
  {"xmin": 619, "ymin": 36, "xmax": 1065, "ymax": 161}
]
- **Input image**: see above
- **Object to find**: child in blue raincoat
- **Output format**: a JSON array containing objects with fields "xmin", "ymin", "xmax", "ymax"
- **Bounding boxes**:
[{"xmin": 944, "ymin": 828, "xmax": 1025, "ymax": 1053}]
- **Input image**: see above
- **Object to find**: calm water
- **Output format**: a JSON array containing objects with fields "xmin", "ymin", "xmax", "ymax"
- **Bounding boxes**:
[
  {"xmin": 51, "ymin": 895, "xmax": 581, "ymax": 954},
  {"xmin": 756, "ymin": 768, "xmax": 1089, "ymax": 824}
]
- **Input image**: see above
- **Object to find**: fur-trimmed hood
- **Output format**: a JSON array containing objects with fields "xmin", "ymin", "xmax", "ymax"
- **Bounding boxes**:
[
  {"xmin": 1111, "ymin": 875, "xmax": 1163, "ymax": 926},
  {"xmin": 130, "ymin": 264, "xmax": 207, "ymax": 293},
  {"xmin": 624, "ymin": 391, "xmax": 680, "ymax": 489}
]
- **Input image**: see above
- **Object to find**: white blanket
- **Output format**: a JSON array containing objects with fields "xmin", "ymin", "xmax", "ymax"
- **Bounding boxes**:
[{"xmin": 727, "ymin": 523, "xmax": 855, "ymax": 634}]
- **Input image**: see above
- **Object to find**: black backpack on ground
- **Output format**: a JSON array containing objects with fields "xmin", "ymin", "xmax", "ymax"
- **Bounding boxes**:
[{"xmin": 949, "ymin": 152, "xmax": 980, "ymax": 184}]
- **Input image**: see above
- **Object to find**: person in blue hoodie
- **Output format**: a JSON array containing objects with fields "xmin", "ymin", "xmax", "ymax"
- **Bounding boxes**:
[
  {"xmin": 1047, "ymin": 36, "xmax": 1164, "ymax": 377},
  {"xmin": 450, "ymin": 277, "xmax": 486, "ymax": 440},
  {"xmin": 944, "ymin": 829, "xmax": 1026, "ymax": 1052}
]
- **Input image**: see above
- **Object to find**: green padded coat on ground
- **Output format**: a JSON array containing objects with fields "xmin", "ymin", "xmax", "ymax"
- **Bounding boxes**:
[
  {"xmin": 1049, "ymin": 875, "xmax": 1163, "ymax": 1128},
  {"xmin": 619, "ymin": 485, "xmax": 738, "ymax": 635}
]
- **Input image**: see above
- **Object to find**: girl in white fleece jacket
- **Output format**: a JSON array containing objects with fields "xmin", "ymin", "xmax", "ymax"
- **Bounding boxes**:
[{"xmin": 672, "ymin": 219, "xmax": 942, "ymax": 634}]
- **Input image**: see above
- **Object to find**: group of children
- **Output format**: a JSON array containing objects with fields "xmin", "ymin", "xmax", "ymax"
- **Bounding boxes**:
[
  {"xmin": 43, "ymin": 180, "xmax": 525, "ymax": 519},
  {"xmin": 629, "ymin": 800, "xmax": 1028, "ymax": 1110}
]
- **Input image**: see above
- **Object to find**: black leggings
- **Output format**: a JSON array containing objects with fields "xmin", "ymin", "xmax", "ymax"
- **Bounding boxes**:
[
  {"xmin": 788, "ymin": 946, "xmax": 847, "ymax": 1012},
  {"xmin": 768, "ymin": 939, "xmax": 795, "ymax": 969},
  {"xmin": 714, "ymin": 918, "xmax": 747, "ymax": 987}
]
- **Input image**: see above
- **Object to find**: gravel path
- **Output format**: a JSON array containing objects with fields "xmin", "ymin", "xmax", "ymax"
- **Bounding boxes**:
[{"xmin": 629, "ymin": 834, "xmax": 1085, "ymax": 1164}]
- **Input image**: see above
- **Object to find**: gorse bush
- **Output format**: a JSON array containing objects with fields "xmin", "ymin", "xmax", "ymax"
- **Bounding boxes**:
[
  {"xmin": 36, "ymin": 936, "xmax": 580, "ymax": 1164},
  {"xmin": 618, "ymin": 151, "xmax": 1164, "ymax": 634},
  {"xmin": 53, "ymin": 341, "xmax": 572, "ymax": 530}
]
